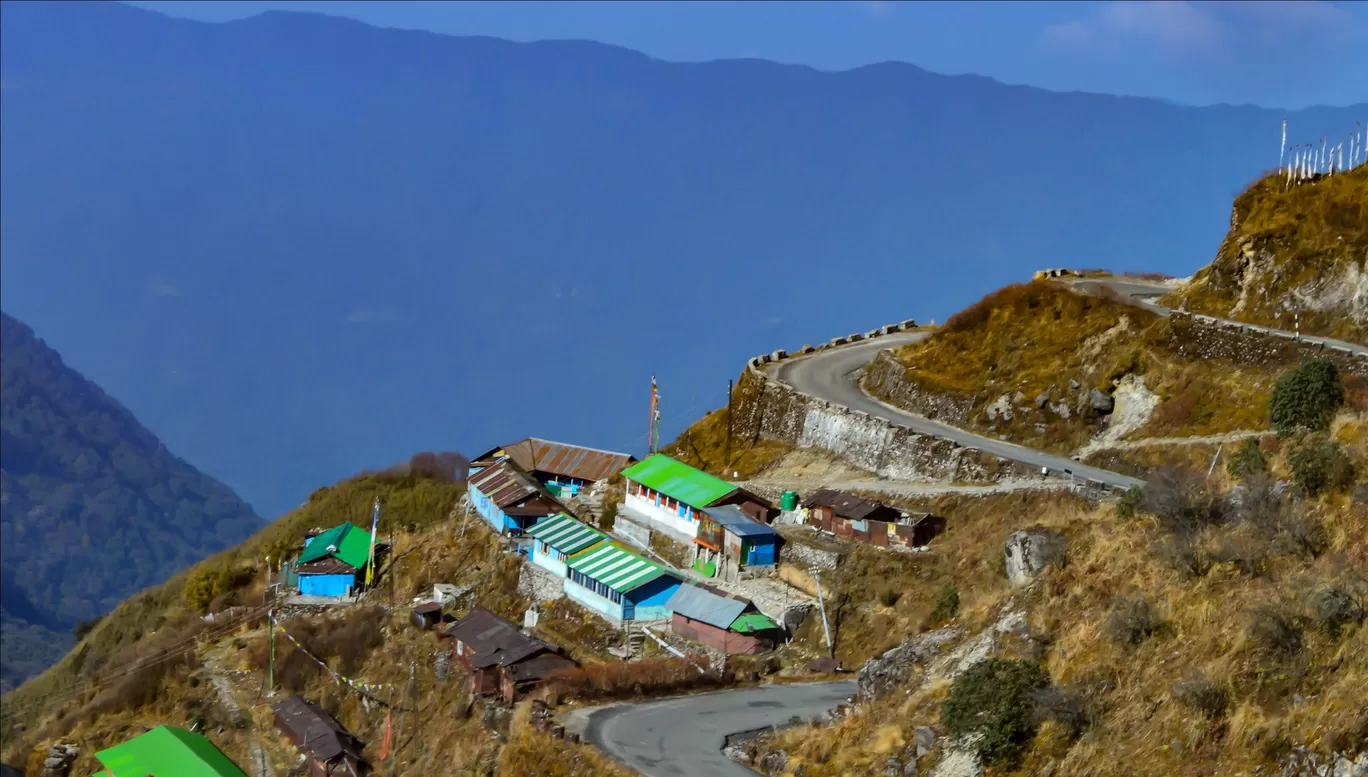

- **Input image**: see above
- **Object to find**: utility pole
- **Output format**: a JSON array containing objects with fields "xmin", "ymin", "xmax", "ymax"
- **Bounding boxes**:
[
  {"xmin": 389, "ymin": 520, "xmax": 395, "ymax": 614},
  {"xmin": 725, "ymin": 379, "xmax": 734, "ymax": 474},
  {"xmin": 267, "ymin": 609, "xmax": 275, "ymax": 697}
]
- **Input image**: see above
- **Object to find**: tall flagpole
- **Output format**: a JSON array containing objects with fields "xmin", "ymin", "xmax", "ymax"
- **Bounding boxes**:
[
  {"xmin": 1279, "ymin": 119, "xmax": 1286, "ymax": 171},
  {"xmin": 365, "ymin": 497, "xmax": 380, "ymax": 589}
]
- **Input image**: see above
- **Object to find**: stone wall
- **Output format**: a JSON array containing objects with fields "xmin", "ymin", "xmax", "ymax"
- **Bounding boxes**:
[
  {"xmin": 780, "ymin": 540, "xmax": 843, "ymax": 572},
  {"xmin": 732, "ymin": 323, "xmax": 1073, "ymax": 489},
  {"xmin": 517, "ymin": 561, "xmax": 565, "ymax": 603},
  {"xmin": 1170, "ymin": 312, "xmax": 1367, "ymax": 378},
  {"xmin": 863, "ymin": 349, "xmax": 976, "ymax": 427}
]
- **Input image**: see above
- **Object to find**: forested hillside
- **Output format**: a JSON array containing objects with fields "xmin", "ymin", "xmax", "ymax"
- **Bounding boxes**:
[{"xmin": 0, "ymin": 312, "xmax": 261, "ymax": 690}]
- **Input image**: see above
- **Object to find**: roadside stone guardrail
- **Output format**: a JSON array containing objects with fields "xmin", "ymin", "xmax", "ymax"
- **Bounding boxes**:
[
  {"xmin": 1170, "ymin": 311, "xmax": 1367, "ymax": 378},
  {"xmin": 735, "ymin": 320, "xmax": 1129, "ymax": 493}
]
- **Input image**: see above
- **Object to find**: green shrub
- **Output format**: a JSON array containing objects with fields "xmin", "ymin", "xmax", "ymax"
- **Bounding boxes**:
[
  {"xmin": 1116, "ymin": 487, "xmax": 1142, "ymax": 519},
  {"xmin": 878, "ymin": 587, "xmax": 903, "ymax": 607},
  {"xmin": 1226, "ymin": 438, "xmax": 1268, "ymax": 480},
  {"xmin": 1269, "ymin": 359, "xmax": 1343, "ymax": 435},
  {"xmin": 598, "ymin": 502, "xmax": 618, "ymax": 532},
  {"xmin": 183, "ymin": 564, "xmax": 234, "ymax": 615},
  {"xmin": 930, "ymin": 585, "xmax": 960, "ymax": 624},
  {"xmin": 941, "ymin": 658, "xmax": 1049, "ymax": 765},
  {"xmin": 1314, "ymin": 588, "xmax": 1365, "ymax": 637},
  {"xmin": 1288, "ymin": 438, "xmax": 1354, "ymax": 495}
]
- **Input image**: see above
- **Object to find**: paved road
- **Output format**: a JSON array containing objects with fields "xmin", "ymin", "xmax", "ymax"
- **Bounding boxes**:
[
  {"xmin": 770, "ymin": 332, "xmax": 1145, "ymax": 490},
  {"xmin": 1076, "ymin": 277, "xmax": 1368, "ymax": 357},
  {"xmin": 579, "ymin": 681, "xmax": 856, "ymax": 777}
]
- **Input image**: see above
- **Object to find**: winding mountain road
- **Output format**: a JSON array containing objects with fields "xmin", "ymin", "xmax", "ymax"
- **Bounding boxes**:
[
  {"xmin": 770, "ymin": 331, "xmax": 1146, "ymax": 490},
  {"xmin": 576, "ymin": 681, "xmax": 856, "ymax": 777}
]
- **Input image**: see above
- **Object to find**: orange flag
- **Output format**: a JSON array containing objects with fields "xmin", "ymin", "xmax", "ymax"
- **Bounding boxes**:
[{"xmin": 380, "ymin": 707, "xmax": 392, "ymax": 760}]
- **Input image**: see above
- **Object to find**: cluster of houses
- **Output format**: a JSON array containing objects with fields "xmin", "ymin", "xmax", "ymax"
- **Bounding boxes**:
[{"xmin": 275, "ymin": 437, "xmax": 947, "ymax": 705}]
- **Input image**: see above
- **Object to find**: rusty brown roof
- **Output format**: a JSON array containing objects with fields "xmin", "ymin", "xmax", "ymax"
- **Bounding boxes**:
[
  {"xmin": 802, "ymin": 489, "xmax": 902, "ymax": 522},
  {"xmin": 507, "ymin": 653, "xmax": 578, "ymax": 684},
  {"xmin": 469, "ymin": 460, "xmax": 564, "ymax": 512},
  {"xmin": 476, "ymin": 438, "xmax": 636, "ymax": 483},
  {"xmin": 271, "ymin": 694, "xmax": 367, "ymax": 765},
  {"xmin": 296, "ymin": 557, "xmax": 359, "ymax": 575},
  {"xmin": 445, "ymin": 607, "xmax": 570, "ymax": 671}
]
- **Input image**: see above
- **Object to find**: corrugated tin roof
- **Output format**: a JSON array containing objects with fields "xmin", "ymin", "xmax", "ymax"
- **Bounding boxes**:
[
  {"xmin": 495, "ymin": 438, "xmax": 636, "ymax": 483},
  {"xmin": 529, "ymin": 513, "xmax": 609, "ymax": 556},
  {"xmin": 297, "ymin": 523, "xmax": 372, "ymax": 570},
  {"xmin": 271, "ymin": 695, "xmax": 366, "ymax": 765},
  {"xmin": 296, "ymin": 557, "xmax": 358, "ymax": 575},
  {"xmin": 701, "ymin": 505, "xmax": 777, "ymax": 538},
  {"xmin": 666, "ymin": 584, "xmax": 750, "ymax": 630},
  {"xmin": 445, "ymin": 607, "xmax": 564, "ymax": 670},
  {"xmin": 95, "ymin": 727, "xmax": 248, "ymax": 777},
  {"xmin": 567, "ymin": 543, "xmax": 674, "ymax": 593},
  {"xmin": 729, "ymin": 613, "xmax": 780, "ymax": 634},
  {"xmin": 469, "ymin": 460, "xmax": 566, "ymax": 513},
  {"xmin": 802, "ymin": 489, "xmax": 900, "ymax": 521},
  {"xmin": 621, "ymin": 455, "xmax": 736, "ymax": 507},
  {"xmin": 506, "ymin": 653, "xmax": 578, "ymax": 684}
]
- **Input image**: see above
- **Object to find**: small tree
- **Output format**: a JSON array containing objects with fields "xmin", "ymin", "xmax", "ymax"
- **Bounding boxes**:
[
  {"xmin": 941, "ymin": 659, "xmax": 1050, "ymax": 765},
  {"xmin": 930, "ymin": 585, "xmax": 960, "ymax": 625},
  {"xmin": 1269, "ymin": 359, "xmax": 1344, "ymax": 435},
  {"xmin": 184, "ymin": 564, "xmax": 233, "ymax": 614},
  {"xmin": 1288, "ymin": 438, "xmax": 1354, "ymax": 495},
  {"xmin": 1226, "ymin": 438, "xmax": 1267, "ymax": 480}
]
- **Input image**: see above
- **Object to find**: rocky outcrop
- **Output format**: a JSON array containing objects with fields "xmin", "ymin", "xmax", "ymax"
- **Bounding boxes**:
[
  {"xmin": 857, "ymin": 627, "xmax": 961, "ymax": 701},
  {"xmin": 41, "ymin": 745, "xmax": 79, "ymax": 777},
  {"xmin": 1280, "ymin": 748, "xmax": 1368, "ymax": 777},
  {"xmin": 1004, "ymin": 531, "xmax": 1066, "ymax": 587}
]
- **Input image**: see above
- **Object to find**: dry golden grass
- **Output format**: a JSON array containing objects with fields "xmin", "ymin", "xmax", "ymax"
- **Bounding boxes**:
[
  {"xmin": 663, "ymin": 378, "xmax": 795, "ymax": 480},
  {"xmin": 880, "ymin": 282, "xmax": 1283, "ymax": 453},
  {"xmin": 750, "ymin": 487, "xmax": 1368, "ymax": 776},
  {"xmin": 1162, "ymin": 167, "xmax": 1368, "ymax": 344}
]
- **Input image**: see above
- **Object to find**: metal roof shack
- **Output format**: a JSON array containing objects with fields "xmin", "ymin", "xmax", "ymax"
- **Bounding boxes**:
[
  {"xmin": 444, "ymin": 608, "xmax": 577, "ymax": 702},
  {"xmin": 271, "ymin": 695, "xmax": 369, "ymax": 777},
  {"xmin": 666, "ymin": 583, "xmax": 750, "ymax": 630},
  {"xmin": 700, "ymin": 505, "xmax": 778, "ymax": 538},
  {"xmin": 622, "ymin": 455, "xmax": 739, "ymax": 508},
  {"xmin": 469, "ymin": 460, "xmax": 564, "ymax": 515},
  {"xmin": 93, "ymin": 726, "xmax": 248, "ymax": 777},
  {"xmin": 297, "ymin": 523, "xmax": 373, "ymax": 571},
  {"xmin": 528, "ymin": 513, "xmax": 608, "ymax": 556},
  {"xmin": 472, "ymin": 438, "xmax": 637, "ymax": 484},
  {"xmin": 802, "ymin": 490, "xmax": 903, "ymax": 523}
]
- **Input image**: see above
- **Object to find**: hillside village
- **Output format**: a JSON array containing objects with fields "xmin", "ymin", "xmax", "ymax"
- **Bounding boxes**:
[{"xmin": 0, "ymin": 165, "xmax": 1365, "ymax": 777}]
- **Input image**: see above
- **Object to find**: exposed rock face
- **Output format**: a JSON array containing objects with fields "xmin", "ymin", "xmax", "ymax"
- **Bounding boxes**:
[
  {"xmin": 856, "ymin": 627, "xmax": 961, "ymax": 701},
  {"xmin": 1088, "ymin": 388, "xmax": 1115, "ymax": 414},
  {"xmin": 984, "ymin": 394, "xmax": 1014, "ymax": 423},
  {"xmin": 1004, "ymin": 531, "xmax": 1066, "ymax": 587},
  {"xmin": 864, "ymin": 350, "xmax": 976, "ymax": 426},
  {"xmin": 41, "ymin": 744, "xmax": 79, "ymax": 777},
  {"xmin": 1280, "ymin": 748, "xmax": 1368, "ymax": 777}
]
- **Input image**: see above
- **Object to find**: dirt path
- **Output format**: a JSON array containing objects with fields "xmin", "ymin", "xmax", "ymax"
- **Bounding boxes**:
[
  {"xmin": 202, "ymin": 641, "xmax": 276, "ymax": 777},
  {"xmin": 1085, "ymin": 430, "xmax": 1264, "ymax": 454}
]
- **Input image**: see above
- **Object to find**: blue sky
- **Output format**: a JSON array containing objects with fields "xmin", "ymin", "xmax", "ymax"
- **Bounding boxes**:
[{"xmin": 126, "ymin": 0, "xmax": 1367, "ymax": 109}]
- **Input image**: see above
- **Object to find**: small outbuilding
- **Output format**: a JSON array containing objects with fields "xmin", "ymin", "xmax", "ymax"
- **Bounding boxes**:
[
  {"xmin": 412, "ymin": 602, "xmax": 442, "ymax": 630},
  {"xmin": 803, "ymin": 490, "xmax": 946, "ymax": 549},
  {"xmin": 445, "ymin": 608, "xmax": 578, "ymax": 702},
  {"xmin": 271, "ymin": 694, "xmax": 370, "ymax": 777},
  {"xmin": 667, "ymin": 583, "xmax": 781, "ymax": 655},
  {"xmin": 295, "ymin": 522, "xmax": 373, "ymax": 598},
  {"xmin": 694, "ymin": 505, "xmax": 779, "ymax": 577}
]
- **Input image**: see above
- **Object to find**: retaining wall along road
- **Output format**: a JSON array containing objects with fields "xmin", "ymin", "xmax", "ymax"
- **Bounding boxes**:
[
  {"xmin": 733, "ymin": 320, "xmax": 1058, "ymax": 489},
  {"xmin": 1169, "ymin": 312, "xmax": 1368, "ymax": 378}
]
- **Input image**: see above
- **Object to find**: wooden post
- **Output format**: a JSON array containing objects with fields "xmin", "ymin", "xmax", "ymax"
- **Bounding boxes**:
[
  {"xmin": 725, "ymin": 379, "xmax": 734, "ymax": 473},
  {"xmin": 814, "ymin": 571, "xmax": 833, "ymax": 658}
]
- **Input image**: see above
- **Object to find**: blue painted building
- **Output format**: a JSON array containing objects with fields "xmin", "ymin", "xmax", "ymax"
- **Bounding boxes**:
[
  {"xmin": 696, "ymin": 505, "xmax": 779, "ymax": 574},
  {"xmin": 528, "ymin": 513, "xmax": 609, "ymax": 579},
  {"xmin": 564, "ymin": 543, "xmax": 682, "ymax": 624},
  {"xmin": 295, "ymin": 522, "xmax": 372, "ymax": 598},
  {"xmin": 467, "ymin": 460, "xmax": 565, "ymax": 536}
]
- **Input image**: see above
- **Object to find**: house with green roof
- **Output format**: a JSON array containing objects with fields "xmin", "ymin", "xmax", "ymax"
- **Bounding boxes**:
[
  {"xmin": 91, "ymin": 725, "xmax": 248, "ymax": 777},
  {"xmin": 295, "ymin": 522, "xmax": 373, "ymax": 598},
  {"xmin": 527, "ymin": 512, "xmax": 609, "ymax": 579},
  {"xmin": 563, "ymin": 541, "xmax": 683, "ymax": 623},
  {"xmin": 619, "ymin": 454, "xmax": 773, "ymax": 546}
]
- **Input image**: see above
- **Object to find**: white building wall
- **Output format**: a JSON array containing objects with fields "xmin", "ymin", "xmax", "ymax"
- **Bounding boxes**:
[{"xmin": 624, "ymin": 491, "xmax": 698, "ymax": 540}]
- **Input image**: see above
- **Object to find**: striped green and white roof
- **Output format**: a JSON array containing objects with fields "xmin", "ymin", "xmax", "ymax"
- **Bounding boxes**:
[
  {"xmin": 567, "ymin": 543, "xmax": 672, "ymax": 594},
  {"xmin": 528, "ymin": 513, "xmax": 608, "ymax": 556}
]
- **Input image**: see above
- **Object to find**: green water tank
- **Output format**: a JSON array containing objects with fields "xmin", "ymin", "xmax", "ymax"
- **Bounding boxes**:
[{"xmin": 781, "ymin": 491, "xmax": 799, "ymax": 511}]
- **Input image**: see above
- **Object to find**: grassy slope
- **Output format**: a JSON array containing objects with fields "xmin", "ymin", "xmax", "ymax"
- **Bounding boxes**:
[
  {"xmin": 879, "ymin": 282, "xmax": 1279, "ymax": 453},
  {"xmin": 756, "ymin": 486, "xmax": 1367, "ymax": 776},
  {"xmin": 1161, "ymin": 167, "xmax": 1368, "ymax": 344}
]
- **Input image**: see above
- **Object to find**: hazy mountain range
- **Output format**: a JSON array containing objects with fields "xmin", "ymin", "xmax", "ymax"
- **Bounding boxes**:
[
  {"xmin": 1, "ymin": 311, "xmax": 261, "ymax": 691},
  {"xmin": 2, "ymin": 0, "xmax": 1364, "ymax": 519}
]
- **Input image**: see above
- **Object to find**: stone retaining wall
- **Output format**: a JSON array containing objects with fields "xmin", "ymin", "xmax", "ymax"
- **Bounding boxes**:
[
  {"xmin": 734, "ymin": 322, "xmax": 1071, "ymax": 489},
  {"xmin": 862, "ymin": 350, "xmax": 976, "ymax": 427},
  {"xmin": 517, "ymin": 560, "xmax": 566, "ymax": 603},
  {"xmin": 1170, "ymin": 312, "xmax": 1367, "ymax": 378}
]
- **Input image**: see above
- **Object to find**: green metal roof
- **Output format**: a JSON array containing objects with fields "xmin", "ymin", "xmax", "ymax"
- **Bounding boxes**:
[
  {"xmin": 94, "ymin": 726, "xmax": 249, "ymax": 777},
  {"xmin": 567, "ymin": 543, "xmax": 673, "ymax": 594},
  {"xmin": 621, "ymin": 455, "xmax": 736, "ymax": 507},
  {"xmin": 729, "ymin": 612, "xmax": 779, "ymax": 634},
  {"xmin": 297, "ymin": 522, "xmax": 371, "ymax": 570},
  {"xmin": 529, "ymin": 513, "xmax": 608, "ymax": 556}
]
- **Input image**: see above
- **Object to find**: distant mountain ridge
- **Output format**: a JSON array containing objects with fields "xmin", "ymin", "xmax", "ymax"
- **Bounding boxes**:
[
  {"xmin": 1, "ymin": 0, "xmax": 1365, "ymax": 519},
  {"xmin": 0, "ymin": 311, "xmax": 262, "ymax": 691}
]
